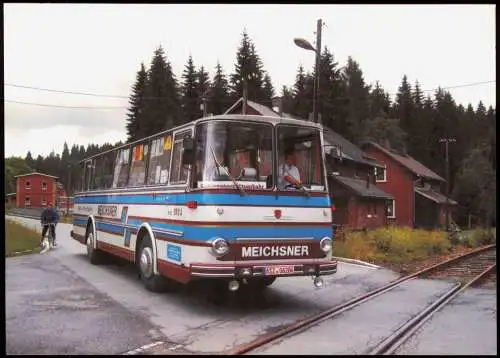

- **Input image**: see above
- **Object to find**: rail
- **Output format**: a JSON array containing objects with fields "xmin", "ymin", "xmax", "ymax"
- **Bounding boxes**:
[{"xmin": 228, "ymin": 244, "xmax": 496, "ymax": 355}]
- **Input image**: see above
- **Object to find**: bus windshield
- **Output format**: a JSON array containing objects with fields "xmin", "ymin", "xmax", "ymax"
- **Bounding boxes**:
[{"xmin": 194, "ymin": 120, "xmax": 273, "ymax": 190}]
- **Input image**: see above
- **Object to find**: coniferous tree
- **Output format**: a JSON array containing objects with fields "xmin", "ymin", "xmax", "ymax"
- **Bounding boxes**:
[
  {"xmin": 230, "ymin": 30, "xmax": 266, "ymax": 104},
  {"xmin": 344, "ymin": 57, "xmax": 370, "ymax": 144},
  {"xmin": 316, "ymin": 47, "xmax": 347, "ymax": 133},
  {"xmin": 143, "ymin": 46, "xmax": 181, "ymax": 134},
  {"xmin": 125, "ymin": 62, "xmax": 148, "ymax": 142},
  {"xmin": 180, "ymin": 55, "xmax": 199, "ymax": 124},
  {"xmin": 208, "ymin": 61, "xmax": 230, "ymax": 115},
  {"xmin": 368, "ymin": 81, "xmax": 391, "ymax": 118},
  {"xmin": 262, "ymin": 73, "xmax": 275, "ymax": 108},
  {"xmin": 280, "ymin": 86, "xmax": 294, "ymax": 115},
  {"xmin": 291, "ymin": 65, "xmax": 313, "ymax": 119},
  {"xmin": 196, "ymin": 65, "xmax": 210, "ymax": 118}
]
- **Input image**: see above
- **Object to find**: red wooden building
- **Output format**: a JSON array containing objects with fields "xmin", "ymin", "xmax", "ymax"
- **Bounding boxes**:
[
  {"xmin": 362, "ymin": 142, "xmax": 457, "ymax": 229},
  {"xmin": 15, "ymin": 172, "xmax": 58, "ymax": 208},
  {"xmin": 224, "ymin": 98, "xmax": 394, "ymax": 230}
]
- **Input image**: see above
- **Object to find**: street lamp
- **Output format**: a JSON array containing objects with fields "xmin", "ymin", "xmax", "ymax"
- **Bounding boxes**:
[
  {"xmin": 294, "ymin": 19, "xmax": 323, "ymax": 123},
  {"xmin": 439, "ymin": 137, "xmax": 456, "ymax": 232}
]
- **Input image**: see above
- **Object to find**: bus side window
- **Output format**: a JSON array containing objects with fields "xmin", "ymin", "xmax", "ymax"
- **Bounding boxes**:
[
  {"xmin": 129, "ymin": 143, "xmax": 148, "ymax": 187},
  {"xmin": 92, "ymin": 156, "xmax": 104, "ymax": 190},
  {"xmin": 112, "ymin": 148, "xmax": 131, "ymax": 188},
  {"xmin": 102, "ymin": 152, "xmax": 115, "ymax": 189},
  {"xmin": 148, "ymin": 135, "xmax": 172, "ymax": 185},
  {"xmin": 170, "ymin": 131, "xmax": 190, "ymax": 185}
]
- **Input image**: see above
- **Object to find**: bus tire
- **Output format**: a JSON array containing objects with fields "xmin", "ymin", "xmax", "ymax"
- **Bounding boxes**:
[
  {"xmin": 261, "ymin": 277, "xmax": 277, "ymax": 287},
  {"xmin": 137, "ymin": 234, "xmax": 173, "ymax": 293},
  {"xmin": 86, "ymin": 227, "xmax": 104, "ymax": 265}
]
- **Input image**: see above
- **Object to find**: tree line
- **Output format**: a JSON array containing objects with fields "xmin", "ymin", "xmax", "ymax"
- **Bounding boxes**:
[{"xmin": 5, "ymin": 30, "xmax": 495, "ymax": 228}]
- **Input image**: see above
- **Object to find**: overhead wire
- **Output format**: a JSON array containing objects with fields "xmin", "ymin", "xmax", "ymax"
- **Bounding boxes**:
[{"xmin": 4, "ymin": 80, "xmax": 496, "ymax": 109}]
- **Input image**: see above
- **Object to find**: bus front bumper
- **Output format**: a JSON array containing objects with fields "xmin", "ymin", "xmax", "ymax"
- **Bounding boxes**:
[{"xmin": 189, "ymin": 260, "xmax": 337, "ymax": 279}]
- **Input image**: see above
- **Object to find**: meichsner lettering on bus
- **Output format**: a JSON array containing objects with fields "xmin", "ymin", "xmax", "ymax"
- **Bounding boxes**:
[
  {"xmin": 241, "ymin": 245, "xmax": 309, "ymax": 258},
  {"xmin": 97, "ymin": 205, "xmax": 118, "ymax": 217}
]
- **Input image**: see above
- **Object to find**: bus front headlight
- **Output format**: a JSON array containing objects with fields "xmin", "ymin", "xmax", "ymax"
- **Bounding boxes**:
[
  {"xmin": 320, "ymin": 237, "xmax": 332, "ymax": 253},
  {"xmin": 210, "ymin": 238, "xmax": 230, "ymax": 257}
]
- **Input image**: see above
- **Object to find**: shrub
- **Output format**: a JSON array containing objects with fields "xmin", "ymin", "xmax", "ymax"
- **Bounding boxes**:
[
  {"xmin": 470, "ymin": 228, "xmax": 496, "ymax": 246},
  {"xmin": 338, "ymin": 226, "xmax": 451, "ymax": 263}
]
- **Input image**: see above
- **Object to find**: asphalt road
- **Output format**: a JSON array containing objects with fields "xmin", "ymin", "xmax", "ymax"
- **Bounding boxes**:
[{"xmin": 6, "ymin": 216, "xmax": 496, "ymax": 355}]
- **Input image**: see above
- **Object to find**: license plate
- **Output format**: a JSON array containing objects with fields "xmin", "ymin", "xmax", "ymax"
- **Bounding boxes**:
[{"xmin": 264, "ymin": 265, "xmax": 295, "ymax": 276}]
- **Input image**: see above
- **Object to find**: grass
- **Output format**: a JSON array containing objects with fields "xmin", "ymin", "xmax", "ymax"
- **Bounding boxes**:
[
  {"xmin": 332, "ymin": 226, "xmax": 496, "ymax": 272},
  {"xmin": 5, "ymin": 219, "xmax": 42, "ymax": 257}
]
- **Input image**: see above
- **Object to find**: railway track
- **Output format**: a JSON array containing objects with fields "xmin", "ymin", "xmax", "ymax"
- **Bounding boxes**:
[{"xmin": 228, "ymin": 244, "xmax": 496, "ymax": 355}]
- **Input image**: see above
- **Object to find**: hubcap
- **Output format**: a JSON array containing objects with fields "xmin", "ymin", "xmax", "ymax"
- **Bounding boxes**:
[
  {"xmin": 87, "ymin": 232, "xmax": 94, "ymax": 257},
  {"xmin": 140, "ymin": 247, "xmax": 154, "ymax": 279}
]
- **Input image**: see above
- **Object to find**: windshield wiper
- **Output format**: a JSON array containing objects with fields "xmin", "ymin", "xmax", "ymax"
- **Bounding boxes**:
[{"xmin": 209, "ymin": 146, "xmax": 247, "ymax": 197}]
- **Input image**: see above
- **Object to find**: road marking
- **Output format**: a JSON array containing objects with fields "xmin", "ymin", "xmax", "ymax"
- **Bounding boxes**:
[{"xmin": 123, "ymin": 341, "xmax": 164, "ymax": 355}]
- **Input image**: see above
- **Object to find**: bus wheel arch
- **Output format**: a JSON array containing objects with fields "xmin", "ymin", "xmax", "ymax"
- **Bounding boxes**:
[
  {"xmin": 135, "ymin": 224, "xmax": 159, "ymax": 276},
  {"xmin": 85, "ymin": 216, "xmax": 103, "ymax": 265},
  {"xmin": 135, "ymin": 225, "xmax": 173, "ymax": 292}
]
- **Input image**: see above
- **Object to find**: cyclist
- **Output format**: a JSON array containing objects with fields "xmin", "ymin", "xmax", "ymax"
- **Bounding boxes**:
[{"xmin": 40, "ymin": 203, "xmax": 59, "ymax": 248}]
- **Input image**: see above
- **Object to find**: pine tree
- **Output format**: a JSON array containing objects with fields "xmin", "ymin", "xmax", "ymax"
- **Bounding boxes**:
[
  {"xmin": 262, "ymin": 72, "xmax": 275, "ymax": 108},
  {"xmin": 196, "ymin": 65, "xmax": 210, "ymax": 117},
  {"xmin": 280, "ymin": 86, "xmax": 294, "ymax": 115},
  {"xmin": 393, "ymin": 75, "xmax": 413, "ymax": 153},
  {"xmin": 344, "ymin": 57, "xmax": 370, "ymax": 144},
  {"xmin": 208, "ymin": 61, "xmax": 230, "ymax": 115},
  {"xmin": 180, "ymin": 55, "xmax": 199, "ymax": 123},
  {"xmin": 368, "ymin": 81, "xmax": 391, "ymax": 118},
  {"xmin": 316, "ymin": 47, "xmax": 347, "ymax": 133},
  {"xmin": 142, "ymin": 46, "xmax": 181, "ymax": 134},
  {"xmin": 125, "ymin": 63, "xmax": 148, "ymax": 142},
  {"xmin": 291, "ymin": 65, "xmax": 311, "ymax": 119},
  {"xmin": 229, "ymin": 30, "xmax": 266, "ymax": 104},
  {"xmin": 25, "ymin": 151, "xmax": 34, "ymax": 170}
]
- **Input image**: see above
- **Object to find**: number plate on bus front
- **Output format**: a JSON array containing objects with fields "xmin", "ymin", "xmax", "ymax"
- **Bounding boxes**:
[{"xmin": 264, "ymin": 265, "xmax": 295, "ymax": 276}]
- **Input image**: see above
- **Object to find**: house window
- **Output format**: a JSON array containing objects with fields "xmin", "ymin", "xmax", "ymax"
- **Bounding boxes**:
[
  {"xmin": 42, "ymin": 197, "xmax": 47, "ymax": 206},
  {"xmin": 374, "ymin": 166, "xmax": 387, "ymax": 182},
  {"xmin": 25, "ymin": 196, "xmax": 31, "ymax": 206},
  {"xmin": 42, "ymin": 182, "xmax": 47, "ymax": 191},
  {"xmin": 25, "ymin": 180, "xmax": 31, "ymax": 189},
  {"xmin": 386, "ymin": 199, "xmax": 396, "ymax": 218}
]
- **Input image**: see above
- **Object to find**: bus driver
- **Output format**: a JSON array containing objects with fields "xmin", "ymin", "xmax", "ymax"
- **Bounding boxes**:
[{"xmin": 279, "ymin": 147, "xmax": 301, "ymax": 190}]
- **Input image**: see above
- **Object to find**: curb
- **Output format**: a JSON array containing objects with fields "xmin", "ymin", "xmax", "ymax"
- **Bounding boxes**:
[{"xmin": 333, "ymin": 256, "xmax": 381, "ymax": 269}]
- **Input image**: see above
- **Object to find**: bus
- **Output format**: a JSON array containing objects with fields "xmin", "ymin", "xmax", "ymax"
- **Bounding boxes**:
[{"xmin": 70, "ymin": 114, "xmax": 337, "ymax": 293}]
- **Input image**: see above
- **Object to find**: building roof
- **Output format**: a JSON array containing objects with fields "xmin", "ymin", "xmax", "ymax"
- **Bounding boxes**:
[
  {"xmin": 323, "ymin": 128, "xmax": 385, "ymax": 168},
  {"xmin": 415, "ymin": 187, "xmax": 457, "ymax": 205},
  {"xmin": 224, "ymin": 97, "xmax": 281, "ymax": 117},
  {"xmin": 365, "ymin": 142, "xmax": 445, "ymax": 181},
  {"xmin": 331, "ymin": 175, "xmax": 394, "ymax": 199},
  {"xmin": 14, "ymin": 172, "xmax": 58, "ymax": 179}
]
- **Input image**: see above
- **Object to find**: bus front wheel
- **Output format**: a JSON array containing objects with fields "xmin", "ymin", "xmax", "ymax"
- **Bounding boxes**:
[
  {"xmin": 138, "ymin": 234, "xmax": 176, "ymax": 293},
  {"xmin": 86, "ymin": 228, "xmax": 104, "ymax": 265}
]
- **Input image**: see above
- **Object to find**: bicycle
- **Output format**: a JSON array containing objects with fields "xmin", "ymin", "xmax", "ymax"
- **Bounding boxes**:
[{"xmin": 40, "ymin": 223, "xmax": 57, "ymax": 254}]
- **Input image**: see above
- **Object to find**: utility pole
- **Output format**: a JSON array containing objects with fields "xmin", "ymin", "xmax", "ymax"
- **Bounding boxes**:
[
  {"xmin": 313, "ymin": 18, "xmax": 322, "ymax": 124},
  {"xmin": 439, "ymin": 137, "xmax": 456, "ymax": 232}
]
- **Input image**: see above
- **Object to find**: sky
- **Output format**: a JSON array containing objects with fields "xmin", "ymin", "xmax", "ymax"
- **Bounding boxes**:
[{"xmin": 4, "ymin": 4, "xmax": 496, "ymax": 158}]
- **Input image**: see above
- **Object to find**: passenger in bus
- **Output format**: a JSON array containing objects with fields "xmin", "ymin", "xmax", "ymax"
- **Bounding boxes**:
[
  {"xmin": 205, "ymin": 151, "xmax": 229, "ymax": 181},
  {"xmin": 279, "ymin": 147, "xmax": 301, "ymax": 190}
]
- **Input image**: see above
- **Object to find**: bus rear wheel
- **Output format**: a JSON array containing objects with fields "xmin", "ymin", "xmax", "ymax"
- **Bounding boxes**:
[{"xmin": 138, "ymin": 234, "xmax": 176, "ymax": 293}]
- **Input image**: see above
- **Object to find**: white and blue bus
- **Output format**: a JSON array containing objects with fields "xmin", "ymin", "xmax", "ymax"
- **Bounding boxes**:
[{"xmin": 71, "ymin": 114, "xmax": 337, "ymax": 293}]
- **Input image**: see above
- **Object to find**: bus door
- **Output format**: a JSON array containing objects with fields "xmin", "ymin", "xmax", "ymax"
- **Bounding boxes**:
[{"xmin": 169, "ymin": 128, "xmax": 194, "ymax": 187}]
